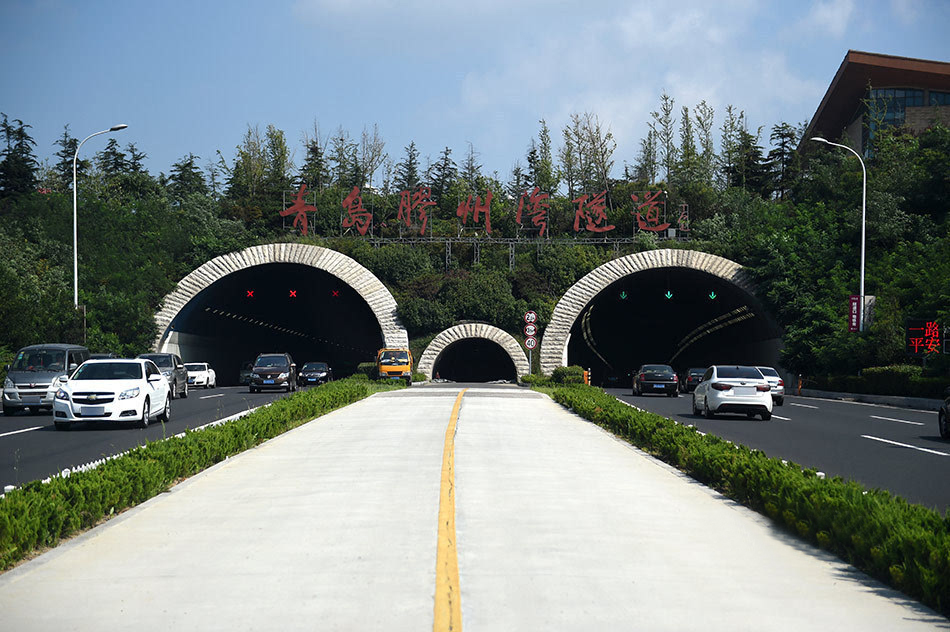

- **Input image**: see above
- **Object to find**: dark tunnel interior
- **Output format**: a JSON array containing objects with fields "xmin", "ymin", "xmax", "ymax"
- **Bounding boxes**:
[
  {"xmin": 433, "ymin": 338, "xmax": 518, "ymax": 383},
  {"xmin": 165, "ymin": 263, "xmax": 383, "ymax": 385},
  {"xmin": 568, "ymin": 268, "xmax": 783, "ymax": 387}
]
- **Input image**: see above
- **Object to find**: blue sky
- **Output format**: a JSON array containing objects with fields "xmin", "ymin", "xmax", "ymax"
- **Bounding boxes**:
[{"xmin": 2, "ymin": 0, "xmax": 948, "ymax": 186}]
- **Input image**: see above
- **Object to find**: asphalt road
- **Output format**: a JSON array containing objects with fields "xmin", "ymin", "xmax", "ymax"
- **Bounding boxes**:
[
  {"xmin": 0, "ymin": 385, "xmax": 294, "ymax": 490},
  {"xmin": 607, "ymin": 387, "xmax": 950, "ymax": 513}
]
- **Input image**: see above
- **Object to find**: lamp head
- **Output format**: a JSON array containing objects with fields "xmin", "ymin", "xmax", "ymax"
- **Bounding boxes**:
[
  {"xmin": 109, "ymin": 124, "xmax": 128, "ymax": 132},
  {"xmin": 810, "ymin": 137, "xmax": 829, "ymax": 144}
]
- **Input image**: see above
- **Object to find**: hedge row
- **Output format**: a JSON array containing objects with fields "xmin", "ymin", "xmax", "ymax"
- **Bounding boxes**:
[
  {"xmin": 0, "ymin": 377, "xmax": 386, "ymax": 571},
  {"xmin": 813, "ymin": 365, "xmax": 947, "ymax": 399},
  {"xmin": 546, "ymin": 383, "xmax": 950, "ymax": 617}
]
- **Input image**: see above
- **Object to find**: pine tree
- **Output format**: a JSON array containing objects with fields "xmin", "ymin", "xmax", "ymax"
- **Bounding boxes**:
[
  {"xmin": 768, "ymin": 122, "xmax": 802, "ymax": 200},
  {"xmin": 0, "ymin": 114, "xmax": 39, "ymax": 196},
  {"xmin": 167, "ymin": 153, "xmax": 208, "ymax": 202},
  {"xmin": 96, "ymin": 138, "xmax": 128, "ymax": 176},
  {"xmin": 427, "ymin": 146, "xmax": 457, "ymax": 206},
  {"xmin": 394, "ymin": 141, "xmax": 421, "ymax": 192}
]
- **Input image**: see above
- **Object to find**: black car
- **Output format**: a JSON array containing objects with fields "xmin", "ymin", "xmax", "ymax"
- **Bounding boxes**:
[
  {"xmin": 299, "ymin": 361, "xmax": 333, "ymax": 386},
  {"xmin": 137, "ymin": 352, "xmax": 189, "ymax": 399},
  {"xmin": 939, "ymin": 386, "xmax": 950, "ymax": 440},
  {"xmin": 249, "ymin": 353, "xmax": 297, "ymax": 393},
  {"xmin": 680, "ymin": 367, "xmax": 707, "ymax": 393},
  {"xmin": 632, "ymin": 364, "xmax": 678, "ymax": 397}
]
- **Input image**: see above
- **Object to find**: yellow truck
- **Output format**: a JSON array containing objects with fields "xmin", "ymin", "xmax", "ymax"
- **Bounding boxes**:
[{"xmin": 376, "ymin": 348, "xmax": 413, "ymax": 386}]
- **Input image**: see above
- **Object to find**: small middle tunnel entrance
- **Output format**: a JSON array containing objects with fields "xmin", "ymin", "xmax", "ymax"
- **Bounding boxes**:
[{"xmin": 432, "ymin": 338, "xmax": 517, "ymax": 382}]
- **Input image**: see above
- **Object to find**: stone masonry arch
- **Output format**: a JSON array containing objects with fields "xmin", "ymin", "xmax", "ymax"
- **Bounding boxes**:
[
  {"xmin": 418, "ymin": 323, "xmax": 530, "ymax": 380},
  {"xmin": 539, "ymin": 249, "xmax": 757, "ymax": 375},
  {"xmin": 153, "ymin": 243, "xmax": 408, "ymax": 351}
]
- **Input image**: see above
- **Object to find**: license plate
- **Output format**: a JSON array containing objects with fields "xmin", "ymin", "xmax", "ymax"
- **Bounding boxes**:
[
  {"xmin": 389, "ymin": 376, "xmax": 402, "ymax": 381},
  {"xmin": 263, "ymin": 379, "xmax": 275, "ymax": 384},
  {"xmin": 653, "ymin": 384, "xmax": 666, "ymax": 389},
  {"xmin": 22, "ymin": 396, "xmax": 42, "ymax": 404},
  {"xmin": 734, "ymin": 387, "xmax": 754, "ymax": 396},
  {"xmin": 188, "ymin": 378, "xmax": 195, "ymax": 384},
  {"xmin": 83, "ymin": 406, "xmax": 105, "ymax": 416}
]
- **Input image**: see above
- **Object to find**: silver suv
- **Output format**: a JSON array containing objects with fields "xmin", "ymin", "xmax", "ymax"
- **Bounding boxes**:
[{"xmin": 3, "ymin": 343, "xmax": 90, "ymax": 415}]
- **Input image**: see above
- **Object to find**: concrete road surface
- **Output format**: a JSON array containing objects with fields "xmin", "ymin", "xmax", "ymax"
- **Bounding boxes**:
[{"xmin": 1, "ymin": 384, "xmax": 946, "ymax": 631}]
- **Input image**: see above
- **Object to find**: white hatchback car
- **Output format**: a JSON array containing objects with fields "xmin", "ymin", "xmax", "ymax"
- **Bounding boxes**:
[
  {"xmin": 185, "ymin": 362, "xmax": 216, "ymax": 389},
  {"xmin": 52, "ymin": 359, "xmax": 171, "ymax": 430},
  {"xmin": 692, "ymin": 365, "xmax": 773, "ymax": 420}
]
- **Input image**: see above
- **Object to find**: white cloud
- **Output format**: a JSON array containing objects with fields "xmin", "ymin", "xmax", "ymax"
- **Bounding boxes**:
[{"xmin": 800, "ymin": 0, "xmax": 855, "ymax": 38}]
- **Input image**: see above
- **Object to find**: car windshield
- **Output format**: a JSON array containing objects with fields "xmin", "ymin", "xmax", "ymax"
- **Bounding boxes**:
[
  {"xmin": 688, "ymin": 368, "xmax": 706, "ymax": 376},
  {"xmin": 379, "ymin": 351, "xmax": 409, "ymax": 365},
  {"xmin": 757, "ymin": 367, "xmax": 780, "ymax": 377},
  {"xmin": 73, "ymin": 362, "xmax": 143, "ymax": 380},
  {"xmin": 717, "ymin": 366, "xmax": 762, "ymax": 379},
  {"xmin": 11, "ymin": 349, "xmax": 67, "ymax": 372},
  {"xmin": 140, "ymin": 355, "xmax": 173, "ymax": 368},
  {"xmin": 303, "ymin": 363, "xmax": 328, "ymax": 371},
  {"xmin": 642, "ymin": 365, "xmax": 673, "ymax": 373},
  {"xmin": 185, "ymin": 364, "xmax": 207, "ymax": 372},
  {"xmin": 256, "ymin": 355, "xmax": 288, "ymax": 368}
]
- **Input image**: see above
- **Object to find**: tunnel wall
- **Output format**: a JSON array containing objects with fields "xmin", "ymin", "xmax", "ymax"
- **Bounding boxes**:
[
  {"xmin": 418, "ymin": 323, "xmax": 530, "ymax": 380},
  {"xmin": 153, "ymin": 243, "xmax": 408, "ymax": 352},
  {"xmin": 539, "ymin": 249, "xmax": 759, "ymax": 375}
]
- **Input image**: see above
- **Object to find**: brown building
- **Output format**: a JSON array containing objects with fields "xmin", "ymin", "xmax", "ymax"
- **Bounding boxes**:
[{"xmin": 804, "ymin": 50, "xmax": 950, "ymax": 154}]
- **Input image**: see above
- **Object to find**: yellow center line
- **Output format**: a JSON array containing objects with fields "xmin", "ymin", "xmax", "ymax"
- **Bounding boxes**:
[{"xmin": 434, "ymin": 388, "xmax": 467, "ymax": 632}]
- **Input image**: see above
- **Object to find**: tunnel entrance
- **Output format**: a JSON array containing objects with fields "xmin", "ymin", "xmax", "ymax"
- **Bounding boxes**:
[
  {"xmin": 567, "ymin": 267, "xmax": 782, "ymax": 386},
  {"xmin": 164, "ymin": 263, "xmax": 384, "ymax": 385},
  {"xmin": 432, "ymin": 338, "xmax": 518, "ymax": 382}
]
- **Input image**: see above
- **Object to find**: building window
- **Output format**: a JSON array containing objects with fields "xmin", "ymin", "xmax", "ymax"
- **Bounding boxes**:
[
  {"xmin": 862, "ymin": 88, "xmax": 925, "ymax": 155},
  {"xmin": 930, "ymin": 91, "xmax": 950, "ymax": 106}
]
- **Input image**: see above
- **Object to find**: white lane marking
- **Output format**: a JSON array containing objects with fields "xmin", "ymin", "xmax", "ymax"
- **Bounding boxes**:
[
  {"xmin": 200, "ymin": 394, "xmax": 225, "ymax": 400},
  {"xmin": 0, "ymin": 425, "xmax": 43, "ymax": 439},
  {"xmin": 870, "ymin": 415, "xmax": 924, "ymax": 426},
  {"xmin": 771, "ymin": 414, "xmax": 791, "ymax": 420},
  {"xmin": 861, "ymin": 435, "xmax": 949, "ymax": 456},
  {"xmin": 790, "ymin": 402, "xmax": 818, "ymax": 409}
]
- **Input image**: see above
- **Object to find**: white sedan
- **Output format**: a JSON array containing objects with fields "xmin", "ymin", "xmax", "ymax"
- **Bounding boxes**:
[
  {"xmin": 185, "ymin": 362, "xmax": 216, "ymax": 389},
  {"xmin": 52, "ymin": 359, "xmax": 171, "ymax": 430},
  {"xmin": 692, "ymin": 365, "xmax": 773, "ymax": 421}
]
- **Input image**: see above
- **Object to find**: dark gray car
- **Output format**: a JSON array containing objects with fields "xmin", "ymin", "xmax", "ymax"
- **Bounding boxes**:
[{"xmin": 137, "ymin": 353, "xmax": 189, "ymax": 399}]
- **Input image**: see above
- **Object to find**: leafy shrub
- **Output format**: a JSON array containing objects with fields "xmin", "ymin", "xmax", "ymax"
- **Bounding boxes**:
[
  {"xmin": 552, "ymin": 365, "xmax": 586, "ymax": 384},
  {"xmin": 815, "ymin": 366, "xmax": 946, "ymax": 398},
  {"xmin": 542, "ymin": 383, "xmax": 950, "ymax": 616},
  {"xmin": 356, "ymin": 362, "xmax": 377, "ymax": 378}
]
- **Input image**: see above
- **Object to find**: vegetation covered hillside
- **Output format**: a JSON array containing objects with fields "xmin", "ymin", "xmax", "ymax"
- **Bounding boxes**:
[{"xmin": 0, "ymin": 104, "xmax": 947, "ymax": 380}]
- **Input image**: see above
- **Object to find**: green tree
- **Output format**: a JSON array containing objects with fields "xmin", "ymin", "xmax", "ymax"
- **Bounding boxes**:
[
  {"xmin": 166, "ymin": 153, "xmax": 209, "ymax": 203},
  {"xmin": 394, "ymin": 141, "xmax": 421, "ymax": 192},
  {"xmin": 0, "ymin": 114, "xmax": 38, "ymax": 197}
]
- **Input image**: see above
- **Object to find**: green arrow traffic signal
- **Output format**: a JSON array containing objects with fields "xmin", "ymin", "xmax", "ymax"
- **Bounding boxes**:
[
  {"xmin": 620, "ymin": 291, "xmax": 627, "ymax": 299},
  {"xmin": 709, "ymin": 291, "xmax": 717, "ymax": 300},
  {"xmin": 664, "ymin": 291, "xmax": 673, "ymax": 299}
]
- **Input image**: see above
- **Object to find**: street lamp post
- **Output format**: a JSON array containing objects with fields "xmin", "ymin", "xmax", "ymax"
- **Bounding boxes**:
[
  {"xmin": 810, "ymin": 137, "xmax": 867, "ymax": 332},
  {"xmin": 73, "ymin": 124, "xmax": 128, "ymax": 308}
]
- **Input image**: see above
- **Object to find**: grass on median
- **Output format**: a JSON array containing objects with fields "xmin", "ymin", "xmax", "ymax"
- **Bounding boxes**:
[
  {"xmin": 0, "ymin": 376, "xmax": 400, "ymax": 571},
  {"xmin": 536, "ymin": 381, "xmax": 950, "ymax": 618}
]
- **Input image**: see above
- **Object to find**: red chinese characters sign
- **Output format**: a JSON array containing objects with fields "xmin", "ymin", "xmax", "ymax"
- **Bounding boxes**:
[
  {"xmin": 398, "ymin": 186, "xmax": 435, "ymax": 235},
  {"xmin": 280, "ymin": 184, "xmax": 317, "ymax": 236},
  {"xmin": 516, "ymin": 187, "xmax": 550, "ymax": 237},
  {"xmin": 342, "ymin": 186, "xmax": 372, "ymax": 236},
  {"xmin": 632, "ymin": 191, "xmax": 669, "ymax": 232},
  {"xmin": 573, "ymin": 190, "xmax": 614, "ymax": 233},
  {"xmin": 457, "ymin": 191, "xmax": 493, "ymax": 235},
  {"xmin": 906, "ymin": 320, "xmax": 941, "ymax": 355}
]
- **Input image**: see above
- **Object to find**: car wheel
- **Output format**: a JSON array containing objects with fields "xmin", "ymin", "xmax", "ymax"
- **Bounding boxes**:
[
  {"xmin": 181, "ymin": 381, "xmax": 188, "ymax": 398},
  {"xmin": 692, "ymin": 396, "xmax": 700, "ymax": 415},
  {"xmin": 54, "ymin": 421, "xmax": 71, "ymax": 431},
  {"xmin": 775, "ymin": 397, "xmax": 784, "ymax": 406},
  {"xmin": 703, "ymin": 398, "xmax": 715, "ymax": 419},
  {"xmin": 159, "ymin": 397, "xmax": 170, "ymax": 423},
  {"xmin": 2, "ymin": 405, "xmax": 13, "ymax": 416},
  {"xmin": 939, "ymin": 411, "xmax": 949, "ymax": 439},
  {"xmin": 169, "ymin": 380, "xmax": 177, "ymax": 400},
  {"xmin": 250, "ymin": 386, "xmax": 258, "ymax": 393},
  {"xmin": 140, "ymin": 398, "xmax": 150, "ymax": 429},
  {"xmin": 761, "ymin": 410, "xmax": 772, "ymax": 421}
]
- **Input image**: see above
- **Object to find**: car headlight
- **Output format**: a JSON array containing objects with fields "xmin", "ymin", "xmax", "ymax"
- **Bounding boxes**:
[
  {"xmin": 161, "ymin": 370, "xmax": 172, "ymax": 378},
  {"xmin": 4, "ymin": 377, "xmax": 13, "ymax": 389},
  {"xmin": 55, "ymin": 388, "xmax": 70, "ymax": 401},
  {"xmin": 119, "ymin": 387, "xmax": 140, "ymax": 400},
  {"xmin": 278, "ymin": 372, "xmax": 289, "ymax": 380}
]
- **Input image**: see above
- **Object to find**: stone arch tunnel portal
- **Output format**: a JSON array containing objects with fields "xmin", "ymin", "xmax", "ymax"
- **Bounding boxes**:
[{"xmin": 566, "ymin": 266, "xmax": 782, "ymax": 386}]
